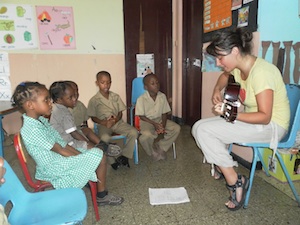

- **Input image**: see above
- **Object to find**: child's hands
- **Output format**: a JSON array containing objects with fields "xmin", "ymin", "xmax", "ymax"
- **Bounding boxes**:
[
  {"xmin": 106, "ymin": 115, "xmax": 116, "ymax": 128},
  {"xmin": 155, "ymin": 123, "xmax": 165, "ymax": 134}
]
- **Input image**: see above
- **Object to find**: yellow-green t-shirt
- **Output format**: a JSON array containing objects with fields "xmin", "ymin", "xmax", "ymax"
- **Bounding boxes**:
[{"xmin": 232, "ymin": 58, "xmax": 290, "ymax": 130}]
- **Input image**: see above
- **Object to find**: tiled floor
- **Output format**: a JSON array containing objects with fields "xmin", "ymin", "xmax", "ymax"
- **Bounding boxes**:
[{"xmin": 3, "ymin": 125, "xmax": 300, "ymax": 225}]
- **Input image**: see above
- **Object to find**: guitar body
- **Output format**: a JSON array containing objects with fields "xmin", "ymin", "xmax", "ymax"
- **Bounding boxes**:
[{"xmin": 222, "ymin": 76, "xmax": 241, "ymax": 123}]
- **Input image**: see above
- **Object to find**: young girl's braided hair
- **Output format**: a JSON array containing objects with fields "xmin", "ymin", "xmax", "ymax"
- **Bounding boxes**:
[
  {"xmin": 49, "ymin": 81, "xmax": 71, "ymax": 102},
  {"xmin": 12, "ymin": 82, "xmax": 46, "ymax": 108}
]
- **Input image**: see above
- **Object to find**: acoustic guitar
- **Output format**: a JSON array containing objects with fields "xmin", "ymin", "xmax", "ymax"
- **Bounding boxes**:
[{"xmin": 221, "ymin": 75, "xmax": 241, "ymax": 123}]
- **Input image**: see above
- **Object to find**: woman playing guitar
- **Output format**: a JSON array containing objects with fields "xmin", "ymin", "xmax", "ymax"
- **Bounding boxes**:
[{"xmin": 192, "ymin": 28, "xmax": 290, "ymax": 211}]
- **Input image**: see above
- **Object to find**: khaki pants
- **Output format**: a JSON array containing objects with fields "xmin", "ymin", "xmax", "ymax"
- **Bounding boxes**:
[
  {"xmin": 0, "ymin": 205, "xmax": 9, "ymax": 225},
  {"xmin": 139, "ymin": 119, "xmax": 181, "ymax": 156},
  {"xmin": 97, "ymin": 120, "xmax": 138, "ymax": 159}
]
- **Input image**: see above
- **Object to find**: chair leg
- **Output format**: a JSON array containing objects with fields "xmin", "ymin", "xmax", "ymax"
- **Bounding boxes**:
[
  {"xmin": 244, "ymin": 147, "xmax": 259, "ymax": 208},
  {"xmin": 228, "ymin": 144, "xmax": 233, "ymax": 153},
  {"xmin": 172, "ymin": 142, "xmax": 176, "ymax": 159},
  {"xmin": 133, "ymin": 139, "xmax": 139, "ymax": 164},
  {"xmin": 276, "ymin": 152, "xmax": 300, "ymax": 207},
  {"xmin": 257, "ymin": 148, "xmax": 270, "ymax": 176},
  {"xmin": 88, "ymin": 181, "xmax": 100, "ymax": 221}
]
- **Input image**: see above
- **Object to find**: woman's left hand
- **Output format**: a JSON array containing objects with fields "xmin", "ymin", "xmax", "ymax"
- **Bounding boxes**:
[{"xmin": 214, "ymin": 102, "xmax": 224, "ymax": 115}]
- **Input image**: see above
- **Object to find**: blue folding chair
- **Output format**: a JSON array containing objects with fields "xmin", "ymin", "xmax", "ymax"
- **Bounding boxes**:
[
  {"xmin": 0, "ymin": 159, "xmax": 87, "ymax": 225},
  {"xmin": 130, "ymin": 77, "xmax": 176, "ymax": 163},
  {"xmin": 229, "ymin": 84, "xmax": 300, "ymax": 208}
]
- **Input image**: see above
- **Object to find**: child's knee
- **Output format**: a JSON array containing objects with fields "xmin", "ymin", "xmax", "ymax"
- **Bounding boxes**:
[
  {"xmin": 128, "ymin": 128, "xmax": 139, "ymax": 138},
  {"xmin": 139, "ymin": 132, "xmax": 154, "ymax": 143},
  {"xmin": 175, "ymin": 124, "xmax": 181, "ymax": 133}
]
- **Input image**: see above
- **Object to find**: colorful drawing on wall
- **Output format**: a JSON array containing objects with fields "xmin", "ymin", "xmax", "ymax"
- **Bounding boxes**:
[
  {"xmin": 201, "ymin": 52, "xmax": 222, "ymax": 72},
  {"xmin": 0, "ymin": 4, "xmax": 37, "ymax": 50},
  {"xmin": 237, "ymin": 6, "xmax": 249, "ymax": 28},
  {"xmin": 36, "ymin": 6, "xmax": 76, "ymax": 50}
]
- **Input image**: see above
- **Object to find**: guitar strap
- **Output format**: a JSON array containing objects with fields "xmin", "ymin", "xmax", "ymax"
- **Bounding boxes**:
[
  {"xmin": 269, "ymin": 122, "xmax": 279, "ymax": 168},
  {"xmin": 228, "ymin": 74, "xmax": 236, "ymax": 84}
]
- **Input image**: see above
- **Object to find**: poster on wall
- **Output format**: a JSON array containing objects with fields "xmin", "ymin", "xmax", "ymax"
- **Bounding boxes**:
[
  {"xmin": 36, "ymin": 6, "xmax": 76, "ymax": 50},
  {"xmin": 136, "ymin": 54, "xmax": 155, "ymax": 77},
  {"xmin": 203, "ymin": 0, "xmax": 232, "ymax": 33},
  {"xmin": 0, "ymin": 4, "xmax": 38, "ymax": 50},
  {"xmin": 0, "ymin": 52, "xmax": 11, "ymax": 101},
  {"xmin": 237, "ymin": 6, "xmax": 249, "ymax": 27},
  {"xmin": 201, "ymin": 52, "xmax": 222, "ymax": 72}
]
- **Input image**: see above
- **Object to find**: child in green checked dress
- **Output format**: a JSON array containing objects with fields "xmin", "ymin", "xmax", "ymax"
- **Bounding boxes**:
[{"xmin": 12, "ymin": 82, "xmax": 123, "ymax": 206}]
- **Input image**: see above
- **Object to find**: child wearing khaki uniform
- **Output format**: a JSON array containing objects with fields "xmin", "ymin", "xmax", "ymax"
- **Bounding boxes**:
[
  {"xmin": 88, "ymin": 71, "xmax": 138, "ymax": 169},
  {"xmin": 135, "ymin": 73, "xmax": 180, "ymax": 160}
]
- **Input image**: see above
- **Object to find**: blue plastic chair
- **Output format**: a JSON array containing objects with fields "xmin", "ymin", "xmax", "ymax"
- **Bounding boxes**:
[
  {"xmin": 229, "ymin": 84, "xmax": 300, "ymax": 208},
  {"xmin": 130, "ymin": 77, "xmax": 146, "ymax": 164},
  {"xmin": 130, "ymin": 77, "xmax": 146, "ymax": 126},
  {"xmin": 0, "ymin": 159, "xmax": 87, "ymax": 225},
  {"xmin": 130, "ymin": 77, "xmax": 176, "ymax": 163},
  {"xmin": 93, "ymin": 123, "xmax": 128, "ymax": 154}
]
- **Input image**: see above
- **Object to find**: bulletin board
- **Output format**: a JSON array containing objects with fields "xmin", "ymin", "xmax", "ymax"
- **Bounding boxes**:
[{"xmin": 203, "ymin": 0, "xmax": 258, "ymax": 43}]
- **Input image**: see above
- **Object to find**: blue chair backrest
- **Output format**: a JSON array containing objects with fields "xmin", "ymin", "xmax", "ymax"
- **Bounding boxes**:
[
  {"xmin": 131, "ymin": 77, "xmax": 146, "ymax": 105},
  {"xmin": 281, "ymin": 84, "xmax": 300, "ymax": 144},
  {"xmin": 0, "ymin": 159, "xmax": 26, "ymax": 208},
  {"xmin": 0, "ymin": 161, "xmax": 32, "ymax": 223}
]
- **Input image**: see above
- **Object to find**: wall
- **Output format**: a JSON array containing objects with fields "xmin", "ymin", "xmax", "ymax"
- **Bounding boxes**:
[
  {"xmin": 258, "ymin": 0, "xmax": 300, "ymax": 85},
  {"xmin": 1, "ymin": 0, "xmax": 126, "ymax": 134}
]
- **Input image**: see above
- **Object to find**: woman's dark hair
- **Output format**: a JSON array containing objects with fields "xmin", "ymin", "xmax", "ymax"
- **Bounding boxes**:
[
  {"xmin": 206, "ymin": 28, "xmax": 253, "ymax": 57},
  {"xmin": 96, "ymin": 71, "xmax": 111, "ymax": 80},
  {"xmin": 49, "ymin": 81, "xmax": 72, "ymax": 102},
  {"xmin": 12, "ymin": 82, "xmax": 46, "ymax": 108}
]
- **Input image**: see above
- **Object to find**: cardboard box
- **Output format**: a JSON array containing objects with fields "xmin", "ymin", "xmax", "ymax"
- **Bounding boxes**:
[{"xmin": 262, "ymin": 148, "xmax": 300, "ymax": 182}]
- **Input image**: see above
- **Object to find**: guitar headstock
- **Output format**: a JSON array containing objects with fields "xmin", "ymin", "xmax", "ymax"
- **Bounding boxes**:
[{"xmin": 222, "ymin": 101, "xmax": 239, "ymax": 123}]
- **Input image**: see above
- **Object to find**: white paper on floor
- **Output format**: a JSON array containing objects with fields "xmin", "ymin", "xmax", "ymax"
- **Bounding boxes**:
[{"xmin": 148, "ymin": 187, "xmax": 190, "ymax": 205}]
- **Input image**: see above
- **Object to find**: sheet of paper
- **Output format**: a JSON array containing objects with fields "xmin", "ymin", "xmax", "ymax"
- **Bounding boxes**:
[{"xmin": 149, "ymin": 187, "xmax": 190, "ymax": 205}]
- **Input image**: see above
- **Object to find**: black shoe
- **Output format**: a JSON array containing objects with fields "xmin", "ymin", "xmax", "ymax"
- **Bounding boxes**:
[
  {"xmin": 116, "ymin": 156, "xmax": 130, "ymax": 168},
  {"xmin": 111, "ymin": 162, "xmax": 121, "ymax": 170}
]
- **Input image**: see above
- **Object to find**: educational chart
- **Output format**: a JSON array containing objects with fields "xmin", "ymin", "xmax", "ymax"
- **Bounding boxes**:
[
  {"xmin": 203, "ymin": 0, "xmax": 232, "ymax": 33},
  {"xmin": 0, "ymin": 52, "xmax": 11, "ymax": 101},
  {"xmin": 36, "ymin": 6, "xmax": 76, "ymax": 50},
  {"xmin": 0, "ymin": 4, "xmax": 37, "ymax": 50},
  {"xmin": 136, "ymin": 54, "xmax": 155, "ymax": 77}
]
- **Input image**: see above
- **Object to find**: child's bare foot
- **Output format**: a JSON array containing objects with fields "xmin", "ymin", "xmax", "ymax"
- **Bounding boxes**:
[
  {"xmin": 151, "ymin": 151, "xmax": 161, "ymax": 161},
  {"xmin": 154, "ymin": 143, "xmax": 167, "ymax": 160}
]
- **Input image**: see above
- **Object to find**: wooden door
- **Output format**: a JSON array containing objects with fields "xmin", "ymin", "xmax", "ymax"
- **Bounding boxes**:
[
  {"xmin": 182, "ymin": 0, "xmax": 203, "ymax": 126},
  {"xmin": 123, "ymin": 0, "xmax": 172, "ymax": 121}
]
